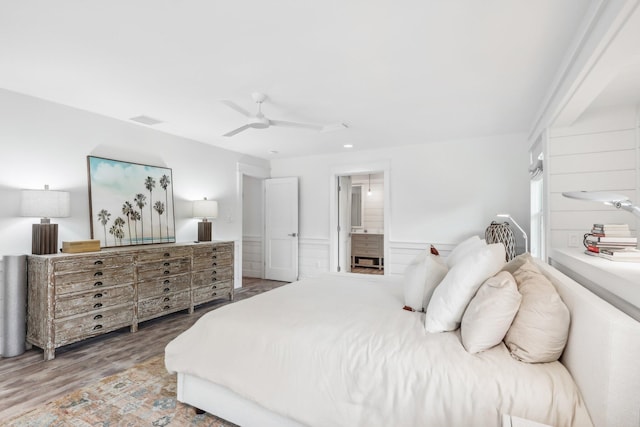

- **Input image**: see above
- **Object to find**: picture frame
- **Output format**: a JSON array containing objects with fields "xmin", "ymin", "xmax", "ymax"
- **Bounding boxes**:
[{"xmin": 87, "ymin": 156, "xmax": 176, "ymax": 248}]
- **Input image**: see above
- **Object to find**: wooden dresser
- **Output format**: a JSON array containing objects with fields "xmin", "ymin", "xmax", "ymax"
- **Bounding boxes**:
[
  {"xmin": 351, "ymin": 233, "xmax": 384, "ymax": 270},
  {"xmin": 27, "ymin": 241, "xmax": 234, "ymax": 360}
]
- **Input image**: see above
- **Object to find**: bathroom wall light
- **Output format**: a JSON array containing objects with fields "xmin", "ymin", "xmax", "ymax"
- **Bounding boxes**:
[{"xmin": 367, "ymin": 174, "xmax": 372, "ymax": 196}]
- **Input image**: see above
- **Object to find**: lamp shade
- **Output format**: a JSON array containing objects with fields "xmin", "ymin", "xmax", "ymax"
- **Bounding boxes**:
[
  {"xmin": 20, "ymin": 186, "xmax": 70, "ymax": 218},
  {"xmin": 193, "ymin": 199, "xmax": 218, "ymax": 219}
]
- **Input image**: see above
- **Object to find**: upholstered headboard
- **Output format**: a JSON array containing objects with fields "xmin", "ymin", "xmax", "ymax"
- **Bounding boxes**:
[{"xmin": 535, "ymin": 259, "xmax": 640, "ymax": 427}]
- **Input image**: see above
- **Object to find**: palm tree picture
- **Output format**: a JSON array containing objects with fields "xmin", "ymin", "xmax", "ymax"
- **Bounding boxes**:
[{"xmin": 88, "ymin": 156, "xmax": 175, "ymax": 248}]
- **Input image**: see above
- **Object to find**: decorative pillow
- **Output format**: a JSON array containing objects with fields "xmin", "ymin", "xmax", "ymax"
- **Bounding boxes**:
[
  {"xmin": 445, "ymin": 235, "xmax": 486, "ymax": 268},
  {"xmin": 425, "ymin": 242, "xmax": 506, "ymax": 332},
  {"xmin": 504, "ymin": 260, "xmax": 570, "ymax": 363},
  {"xmin": 501, "ymin": 252, "xmax": 534, "ymax": 274},
  {"xmin": 461, "ymin": 271, "xmax": 522, "ymax": 353},
  {"xmin": 403, "ymin": 249, "xmax": 448, "ymax": 312}
]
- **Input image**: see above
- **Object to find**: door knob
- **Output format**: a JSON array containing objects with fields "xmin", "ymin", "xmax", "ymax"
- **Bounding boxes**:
[{"xmin": 288, "ymin": 233, "xmax": 298, "ymax": 237}]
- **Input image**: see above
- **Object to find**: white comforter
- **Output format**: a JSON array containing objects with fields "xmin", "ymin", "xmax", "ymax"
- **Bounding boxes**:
[{"xmin": 165, "ymin": 273, "xmax": 592, "ymax": 427}]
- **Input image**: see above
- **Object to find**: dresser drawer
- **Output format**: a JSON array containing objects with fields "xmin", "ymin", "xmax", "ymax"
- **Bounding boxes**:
[
  {"xmin": 137, "ymin": 290, "xmax": 191, "ymax": 320},
  {"xmin": 193, "ymin": 281, "xmax": 232, "ymax": 305},
  {"xmin": 55, "ymin": 267, "xmax": 135, "ymax": 295},
  {"xmin": 192, "ymin": 266, "xmax": 233, "ymax": 287},
  {"xmin": 353, "ymin": 247, "xmax": 383, "ymax": 257},
  {"xmin": 136, "ymin": 257, "xmax": 191, "ymax": 281},
  {"xmin": 137, "ymin": 246, "xmax": 192, "ymax": 263},
  {"xmin": 193, "ymin": 247, "xmax": 232, "ymax": 270},
  {"xmin": 53, "ymin": 254, "xmax": 134, "ymax": 274},
  {"xmin": 53, "ymin": 304, "xmax": 133, "ymax": 345},
  {"xmin": 55, "ymin": 284, "xmax": 135, "ymax": 318},
  {"xmin": 138, "ymin": 274, "xmax": 191, "ymax": 299}
]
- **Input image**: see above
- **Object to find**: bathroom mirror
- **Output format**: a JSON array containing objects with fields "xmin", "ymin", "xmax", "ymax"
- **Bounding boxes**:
[{"xmin": 351, "ymin": 185, "xmax": 363, "ymax": 228}]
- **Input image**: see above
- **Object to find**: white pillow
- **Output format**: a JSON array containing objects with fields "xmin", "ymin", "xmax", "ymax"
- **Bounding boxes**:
[
  {"xmin": 460, "ymin": 271, "xmax": 522, "ymax": 353},
  {"xmin": 403, "ymin": 250, "xmax": 448, "ymax": 311},
  {"xmin": 446, "ymin": 235, "xmax": 486, "ymax": 268},
  {"xmin": 504, "ymin": 260, "xmax": 570, "ymax": 363},
  {"xmin": 425, "ymin": 243, "xmax": 506, "ymax": 332}
]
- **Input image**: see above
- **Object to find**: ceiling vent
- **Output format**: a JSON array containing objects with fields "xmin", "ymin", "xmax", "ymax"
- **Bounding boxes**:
[{"xmin": 130, "ymin": 115, "xmax": 163, "ymax": 126}]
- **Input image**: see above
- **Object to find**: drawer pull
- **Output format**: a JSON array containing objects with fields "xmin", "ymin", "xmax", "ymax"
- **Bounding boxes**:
[
  {"xmin": 212, "ymin": 247, "xmax": 217, "ymax": 252},
  {"xmin": 212, "ymin": 285, "xmax": 217, "ymax": 289},
  {"xmin": 94, "ymin": 281, "xmax": 103, "ymax": 287},
  {"xmin": 212, "ymin": 292, "xmax": 217, "ymax": 296},
  {"xmin": 94, "ymin": 314, "xmax": 103, "ymax": 320},
  {"xmin": 212, "ymin": 255, "xmax": 217, "ymax": 260},
  {"xmin": 163, "ymin": 270, "xmax": 171, "ymax": 275},
  {"xmin": 212, "ymin": 262, "xmax": 217, "ymax": 267},
  {"xmin": 94, "ymin": 293, "xmax": 103, "ymax": 298},
  {"xmin": 212, "ymin": 270, "xmax": 217, "ymax": 274},
  {"xmin": 164, "ymin": 252, "xmax": 171, "ymax": 257},
  {"xmin": 94, "ymin": 260, "xmax": 104, "ymax": 265},
  {"xmin": 163, "ymin": 262, "xmax": 170, "ymax": 266},
  {"xmin": 163, "ymin": 287, "xmax": 171, "ymax": 293},
  {"xmin": 93, "ymin": 303, "xmax": 103, "ymax": 309},
  {"xmin": 163, "ymin": 305, "xmax": 171, "ymax": 310},
  {"xmin": 163, "ymin": 297, "xmax": 170, "ymax": 302},
  {"xmin": 93, "ymin": 324, "xmax": 103, "ymax": 330},
  {"xmin": 163, "ymin": 279, "xmax": 170, "ymax": 285},
  {"xmin": 94, "ymin": 271, "xmax": 103, "ymax": 277},
  {"xmin": 212, "ymin": 278, "xmax": 217, "ymax": 282}
]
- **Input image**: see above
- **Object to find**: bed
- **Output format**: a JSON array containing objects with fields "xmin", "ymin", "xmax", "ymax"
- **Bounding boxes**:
[{"xmin": 165, "ymin": 253, "xmax": 640, "ymax": 427}]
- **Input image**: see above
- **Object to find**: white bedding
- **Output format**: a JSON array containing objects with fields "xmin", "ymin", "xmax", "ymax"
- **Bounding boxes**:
[{"xmin": 165, "ymin": 273, "xmax": 592, "ymax": 427}]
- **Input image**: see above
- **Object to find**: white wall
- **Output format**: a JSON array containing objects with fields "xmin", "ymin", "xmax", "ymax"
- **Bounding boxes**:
[
  {"xmin": 0, "ymin": 89, "xmax": 269, "ymax": 287},
  {"xmin": 271, "ymin": 134, "xmax": 530, "ymax": 277},
  {"xmin": 548, "ymin": 105, "xmax": 639, "ymax": 249}
]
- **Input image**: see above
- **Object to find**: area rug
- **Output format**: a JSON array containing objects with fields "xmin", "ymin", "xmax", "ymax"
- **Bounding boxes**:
[{"xmin": 7, "ymin": 355, "xmax": 236, "ymax": 426}]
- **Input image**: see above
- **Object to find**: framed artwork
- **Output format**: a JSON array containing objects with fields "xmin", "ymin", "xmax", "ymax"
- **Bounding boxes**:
[{"xmin": 87, "ymin": 156, "xmax": 176, "ymax": 248}]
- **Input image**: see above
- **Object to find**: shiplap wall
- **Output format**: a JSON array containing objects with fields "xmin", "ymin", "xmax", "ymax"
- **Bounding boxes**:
[{"xmin": 548, "ymin": 106, "xmax": 639, "ymax": 249}]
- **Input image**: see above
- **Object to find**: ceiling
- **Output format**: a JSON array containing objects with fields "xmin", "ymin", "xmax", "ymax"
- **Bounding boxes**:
[{"xmin": 0, "ymin": 1, "xmax": 599, "ymax": 159}]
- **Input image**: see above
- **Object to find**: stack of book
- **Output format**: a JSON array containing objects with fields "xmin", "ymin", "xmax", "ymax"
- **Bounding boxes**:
[{"xmin": 584, "ymin": 223, "xmax": 640, "ymax": 262}]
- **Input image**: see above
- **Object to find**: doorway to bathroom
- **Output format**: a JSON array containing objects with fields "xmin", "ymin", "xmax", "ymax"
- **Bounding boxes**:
[{"xmin": 337, "ymin": 172, "xmax": 385, "ymax": 275}]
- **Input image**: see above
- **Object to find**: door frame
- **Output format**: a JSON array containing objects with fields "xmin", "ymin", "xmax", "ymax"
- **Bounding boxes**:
[
  {"xmin": 237, "ymin": 162, "xmax": 270, "ymax": 287},
  {"xmin": 329, "ymin": 161, "xmax": 390, "ymax": 274}
]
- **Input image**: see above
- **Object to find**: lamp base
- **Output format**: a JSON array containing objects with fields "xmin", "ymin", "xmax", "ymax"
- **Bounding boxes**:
[
  {"xmin": 32, "ymin": 223, "xmax": 58, "ymax": 255},
  {"xmin": 197, "ymin": 221, "xmax": 212, "ymax": 242}
]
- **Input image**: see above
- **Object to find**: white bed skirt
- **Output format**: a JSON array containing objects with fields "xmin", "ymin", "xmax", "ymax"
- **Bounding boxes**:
[{"xmin": 177, "ymin": 372, "xmax": 303, "ymax": 427}]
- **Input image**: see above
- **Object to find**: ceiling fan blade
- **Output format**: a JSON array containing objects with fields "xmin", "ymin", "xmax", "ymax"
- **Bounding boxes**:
[
  {"xmin": 223, "ymin": 124, "xmax": 252, "ymax": 137},
  {"xmin": 270, "ymin": 119, "xmax": 322, "ymax": 131},
  {"xmin": 220, "ymin": 100, "xmax": 252, "ymax": 117}
]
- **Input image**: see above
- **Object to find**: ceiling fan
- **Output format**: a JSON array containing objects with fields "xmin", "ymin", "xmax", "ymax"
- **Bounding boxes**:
[{"xmin": 220, "ymin": 92, "xmax": 346, "ymax": 137}]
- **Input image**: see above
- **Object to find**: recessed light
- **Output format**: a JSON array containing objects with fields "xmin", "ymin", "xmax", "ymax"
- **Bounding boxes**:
[
  {"xmin": 269, "ymin": 150, "xmax": 279, "ymax": 155},
  {"xmin": 130, "ymin": 115, "xmax": 163, "ymax": 126},
  {"xmin": 343, "ymin": 144, "xmax": 353, "ymax": 148}
]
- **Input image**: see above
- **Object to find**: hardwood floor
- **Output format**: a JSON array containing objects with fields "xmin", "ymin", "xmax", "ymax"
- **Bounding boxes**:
[{"xmin": 0, "ymin": 278, "xmax": 287, "ymax": 422}]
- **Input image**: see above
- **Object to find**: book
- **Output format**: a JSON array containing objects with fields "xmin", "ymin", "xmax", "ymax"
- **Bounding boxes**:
[
  {"xmin": 593, "ymin": 224, "xmax": 630, "ymax": 229},
  {"xmin": 584, "ymin": 249, "xmax": 640, "ymax": 262},
  {"xmin": 585, "ymin": 235, "xmax": 637, "ymax": 244},
  {"xmin": 599, "ymin": 248, "xmax": 640, "ymax": 258}
]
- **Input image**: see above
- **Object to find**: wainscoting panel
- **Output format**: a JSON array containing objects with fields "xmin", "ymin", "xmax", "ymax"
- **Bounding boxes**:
[
  {"xmin": 242, "ymin": 235, "xmax": 263, "ymax": 279},
  {"xmin": 386, "ymin": 242, "xmax": 455, "ymax": 276},
  {"xmin": 298, "ymin": 238, "xmax": 330, "ymax": 279}
]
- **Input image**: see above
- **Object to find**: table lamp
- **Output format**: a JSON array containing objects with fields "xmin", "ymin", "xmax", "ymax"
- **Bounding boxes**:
[
  {"xmin": 21, "ymin": 185, "xmax": 71, "ymax": 254},
  {"xmin": 193, "ymin": 198, "xmax": 218, "ymax": 241}
]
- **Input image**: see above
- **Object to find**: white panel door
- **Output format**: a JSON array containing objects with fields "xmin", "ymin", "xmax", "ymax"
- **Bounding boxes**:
[{"xmin": 265, "ymin": 177, "xmax": 299, "ymax": 282}]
